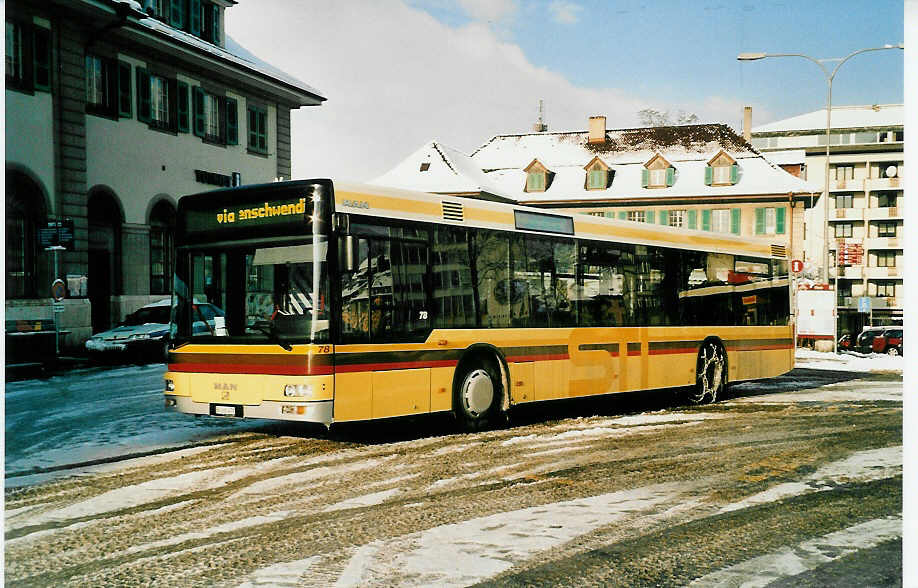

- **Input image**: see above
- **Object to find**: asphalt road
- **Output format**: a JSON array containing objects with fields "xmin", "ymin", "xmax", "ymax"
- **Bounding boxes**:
[{"xmin": 4, "ymin": 366, "xmax": 903, "ymax": 586}]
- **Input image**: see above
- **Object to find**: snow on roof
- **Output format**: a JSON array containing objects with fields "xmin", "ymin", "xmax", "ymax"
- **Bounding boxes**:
[
  {"xmin": 471, "ymin": 124, "xmax": 756, "ymax": 170},
  {"xmin": 761, "ymin": 150, "xmax": 807, "ymax": 165},
  {"xmin": 752, "ymin": 104, "xmax": 902, "ymax": 134},
  {"xmin": 133, "ymin": 13, "xmax": 325, "ymax": 102},
  {"xmin": 370, "ymin": 141, "xmax": 515, "ymax": 200}
]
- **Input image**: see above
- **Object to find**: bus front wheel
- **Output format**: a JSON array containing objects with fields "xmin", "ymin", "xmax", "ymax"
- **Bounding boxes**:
[
  {"xmin": 688, "ymin": 340, "xmax": 726, "ymax": 405},
  {"xmin": 454, "ymin": 359, "xmax": 503, "ymax": 432}
]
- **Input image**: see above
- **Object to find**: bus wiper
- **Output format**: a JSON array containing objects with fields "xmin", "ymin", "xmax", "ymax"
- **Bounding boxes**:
[{"xmin": 251, "ymin": 321, "xmax": 293, "ymax": 351}]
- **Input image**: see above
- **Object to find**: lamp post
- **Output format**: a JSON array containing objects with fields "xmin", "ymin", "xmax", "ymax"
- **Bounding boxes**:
[{"xmin": 738, "ymin": 44, "xmax": 903, "ymax": 352}]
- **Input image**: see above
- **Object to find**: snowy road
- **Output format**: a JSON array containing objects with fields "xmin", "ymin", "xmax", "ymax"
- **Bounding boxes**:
[{"xmin": 4, "ymin": 355, "xmax": 903, "ymax": 586}]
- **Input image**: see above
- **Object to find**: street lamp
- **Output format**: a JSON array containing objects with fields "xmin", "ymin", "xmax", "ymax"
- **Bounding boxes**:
[{"xmin": 738, "ymin": 44, "xmax": 903, "ymax": 351}]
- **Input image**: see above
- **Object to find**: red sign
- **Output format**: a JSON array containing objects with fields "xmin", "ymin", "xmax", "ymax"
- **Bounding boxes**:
[
  {"xmin": 791, "ymin": 259, "xmax": 804, "ymax": 273},
  {"xmin": 837, "ymin": 243, "xmax": 863, "ymax": 266}
]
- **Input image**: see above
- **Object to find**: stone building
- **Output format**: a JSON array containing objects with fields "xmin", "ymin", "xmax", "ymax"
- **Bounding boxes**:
[{"xmin": 5, "ymin": 0, "xmax": 325, "ymax": 352}]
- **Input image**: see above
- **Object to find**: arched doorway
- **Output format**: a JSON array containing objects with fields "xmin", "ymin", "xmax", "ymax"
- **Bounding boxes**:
[
  {"xmin": 149, "ymin": 199, "xmax": 176, "ymax": 296},
  {"xmin": 88, "ymin": 188, "xmax": 123, "ymax": 332},
  {"xmin": 6, "ymin": 169, "xmax": 48, "ymax": 299}
]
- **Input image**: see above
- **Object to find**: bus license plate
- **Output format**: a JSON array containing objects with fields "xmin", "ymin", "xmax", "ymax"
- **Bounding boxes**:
[{"xmin": 212, "ymin": 404, "xmax": 240, "ymax": 417}]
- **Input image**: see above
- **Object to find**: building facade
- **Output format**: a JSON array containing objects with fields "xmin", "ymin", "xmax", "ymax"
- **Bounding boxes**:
[
  {"xmin": 749, "ymin": 104, "xmax": 904, "ymax": 334},
  {"xmin": 374, "ymin": 115, "xmax": 816, "ymax": 269},
  {"xmin": 6, "ymin": 0, "xmax": 325, "ymax": 351}
]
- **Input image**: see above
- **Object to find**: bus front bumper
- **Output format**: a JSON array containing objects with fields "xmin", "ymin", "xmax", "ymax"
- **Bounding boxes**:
[{"xmin": 164, "ymin": 395, "xmax": 333, "ymax": 426}]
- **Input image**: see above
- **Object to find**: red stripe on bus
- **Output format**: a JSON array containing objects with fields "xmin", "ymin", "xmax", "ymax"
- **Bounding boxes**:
[
  {"xmin": 647, "ymin": 347, "xmax": 696, "ymax": 355},
  {"xmin": 506, "ymin": 353, "xmax": 570, "ymax": 362},
  {"xmin": 727, "ymin": 344, "xmax": 793, "ymax": 351},
  {"xmin": 334, "ymin": 359, "xmax": 459, "ymax": 373}
]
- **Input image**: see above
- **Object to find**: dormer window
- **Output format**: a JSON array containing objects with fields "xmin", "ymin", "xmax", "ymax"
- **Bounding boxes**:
[
  {"xmin": 641, "ymin": 154, "xmax": 674, "ymax": 189},
  {"xmin": 584, "ymin": 156, "xmax": 610, "ymax": 190},
  {"xmin": 524, "ymin": 159, "xmax": 551, "ymax": 192},
  {"xmin": 705, "ymin": 150, "xmax": 738, "ymax": 186}
]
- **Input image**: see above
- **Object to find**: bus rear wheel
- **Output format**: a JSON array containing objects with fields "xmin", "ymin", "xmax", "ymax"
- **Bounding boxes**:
[
  {"xmin": 454, "ymin": 358, "xmax": 503, "ymax": 432},
  {"xmin": 688, "ymin": 340, "xmax": 726, "ymax": 405}
]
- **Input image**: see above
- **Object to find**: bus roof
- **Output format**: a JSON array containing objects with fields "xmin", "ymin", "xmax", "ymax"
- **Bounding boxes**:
[{"xmin": 334, "ymin": 181, "xmax": 784, "ymax": 260}]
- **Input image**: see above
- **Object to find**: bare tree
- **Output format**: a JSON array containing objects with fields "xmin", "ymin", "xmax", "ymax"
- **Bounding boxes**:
[{"xmin": 638, "ymin": 108, "xmax": 699, "ymax": 127}]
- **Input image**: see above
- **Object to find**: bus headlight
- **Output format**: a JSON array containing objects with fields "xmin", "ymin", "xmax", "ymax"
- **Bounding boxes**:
[
  {"xmin": 283, "ymin": 384, "xmax": 312, "ymax": 397},
  {"xmin": 164, "ymin": 379, "xmax": 175, "ymax": 391}
]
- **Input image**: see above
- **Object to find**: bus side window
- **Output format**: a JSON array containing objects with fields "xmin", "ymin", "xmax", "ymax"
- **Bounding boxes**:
[
  {"xmin": 339, "ymin": 236, "xmax": 370, "ymax": 342},
  {"xmin": 472, "ymin": 231, "xmax": 510, "ymax": 328}
]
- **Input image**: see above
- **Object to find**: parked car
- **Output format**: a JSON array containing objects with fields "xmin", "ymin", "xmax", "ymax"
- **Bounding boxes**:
[
  {"xmin": 837, "ymin": 334, "xmax": 852, "ymax": 351},
  {"xmin": 855, "ymin": 326, "xmax": 887, "ymax": 353},
  {"xmin": 85, "ymin": 299, "xmax": 224, "ymax": 361},
  {"xmin": 871, "ymin": 328, "xmax": 903, "ymax": 356}
]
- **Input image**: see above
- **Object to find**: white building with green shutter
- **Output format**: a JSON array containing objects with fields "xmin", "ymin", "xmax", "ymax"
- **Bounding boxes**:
[
  {"xmin": 374, "ymin": 115, "xmax": 816, "ymax": 261},
  {"xmin": 5, "ymin": 0, "xmax": 325, "ymax": 355}
]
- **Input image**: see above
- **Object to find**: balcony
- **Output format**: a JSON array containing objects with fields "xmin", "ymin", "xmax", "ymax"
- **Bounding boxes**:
[
  {"xmin": 838, "ymin": 296, "xmax": 902, "ymax": 310},
  {"xmin": 828, "ymin": 207, "xmax": 866, "ymax": 221},
  {"xmin": 864, "ymin": 207, "xmax": 903, "ymax": 220},
  {"xmin": 863, "ymin": 237, "xmax": 903, "ymax": 250},
  {"xmin": 865, "ymin": 177, "xmax": 902, "ymax": 191},
  {"xmin": 864, "ymin": 266, "xmax": 901, "ymax": 279},
  {"xmin": 828, "ymin": 265, "xmax": 863, "ymax": 279},
  {"xmin": 829, "ymin": 178, "xmax": 865, "ymax": 192}
]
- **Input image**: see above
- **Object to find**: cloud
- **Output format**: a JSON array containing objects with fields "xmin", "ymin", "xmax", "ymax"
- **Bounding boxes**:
[
  {"xmin": 457, "ymin": 0, "xmax": 518, "ymax": 22},
  {"xmin": 229, "ymin": 1, "xmax": 752, "ymax": 182},
  {"xmin": 548, "ymin": 1, "xmax": 582, "ymax": 24}
]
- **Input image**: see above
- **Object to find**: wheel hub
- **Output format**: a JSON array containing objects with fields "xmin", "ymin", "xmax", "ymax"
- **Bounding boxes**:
[{"xmin": 462, "ymin": 369, "xmax": 494, "ymax": 416}]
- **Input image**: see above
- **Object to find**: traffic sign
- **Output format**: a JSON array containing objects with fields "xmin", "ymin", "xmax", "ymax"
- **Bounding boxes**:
[
  {"xmin": 791, "ymin": 259, "xmax": 803, "ymax": 273},
  {"xmin": 858, "ymin": 296, "xmax": 871, "ymax": 313}
]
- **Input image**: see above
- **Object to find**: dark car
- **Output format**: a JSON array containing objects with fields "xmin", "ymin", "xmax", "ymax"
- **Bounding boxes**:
[
  {"xmin": 855, "ymin": 326, "xmax": 887, "ymax": 353},
  {"xmin": 837, "ymin": 334, "xmax": 853, "ymax": 351},
  {"xmin": 871, "ymin": 328, "xmax": 903, "ymax": 356}
]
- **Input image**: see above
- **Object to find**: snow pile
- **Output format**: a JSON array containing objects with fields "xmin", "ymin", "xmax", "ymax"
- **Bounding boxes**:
[{"xmin": 795, "ymin": 348, "xmax": 903, "ymax": 374}]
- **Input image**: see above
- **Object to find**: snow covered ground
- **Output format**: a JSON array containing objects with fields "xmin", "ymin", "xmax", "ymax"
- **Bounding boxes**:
[{"xmin": 794, "ymin": 348, "xmax": 903, "ymax": 373}]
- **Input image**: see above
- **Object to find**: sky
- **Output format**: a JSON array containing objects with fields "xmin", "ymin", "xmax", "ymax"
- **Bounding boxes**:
[{"xmin": 225, "ymin": 0, "xmax": 904, "ymax": 182}]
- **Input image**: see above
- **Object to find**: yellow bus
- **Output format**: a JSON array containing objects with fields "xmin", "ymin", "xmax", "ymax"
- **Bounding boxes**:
[{"xmin": 164, "ymin": 179, "xmax": 793, "ymax": 430}]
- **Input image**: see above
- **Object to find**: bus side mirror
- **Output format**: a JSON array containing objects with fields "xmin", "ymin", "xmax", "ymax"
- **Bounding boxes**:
[{"xmin": 345, "ymin": 235, "xmax": 357, "ymax": 272}]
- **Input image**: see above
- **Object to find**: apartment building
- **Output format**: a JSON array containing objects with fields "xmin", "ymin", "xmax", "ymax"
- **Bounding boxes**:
[
  {"xmin": 750, "ymin": 104, "xmax": 903, "ymax": 334},
  {"xmin": 6, "ymin": 0, "xmax": 326, "ymax": 350}
]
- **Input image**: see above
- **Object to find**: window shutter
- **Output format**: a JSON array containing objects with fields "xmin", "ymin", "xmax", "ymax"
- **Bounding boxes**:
[
  {"xmin": 170, "ymin": 0, "xmax": 185, "ymax": 29},
  {"xmin": 117, "ymin": 61, "xmax": 132, "ymax": 117},
  {"xmin": 658, "ymin": 210, "xmax": 668, "ymax": 225},
  {"xmin": 704, "ymin": 166, "xmax": 713, "ymax": 186},
  {"xmin": 687, "ymin": 210, "xmax": 697, "ymax": 229},
  {"xmin": 645, "ymin": 210, "xmax": 655, "ymax": 224},
  {"xmin": 618, "ymin": 211, "xmax": 627, "ymax": 220},
  {"xmin": 33, "ymin": 27, "xmax": 51, "ymax": 91},
  {"xmin": 730, "ymin": 163, "xmax": 738, "ymax": 184},
  {"xmin": 730, "ymin": 208, "xmax": 741, "ymax": 235},
  {"xmin": 212, "ymin": 5, "xmax": 221, "ymax": 44},
  {"xmin": 776, "ymin": 207, "xmax": 786, "ymax": 234},
  {"xmin": 177, "ymin": 81, "xmax": 190, "ymax": 132},
  {"xmin": 136, "ymin": 69, "xmax": 151, "ymax": 123},
  {"xmin": 701, "ymin": 209, "xmax": 711, "ymax": 231},
  {"xmin": 641, "ymin": 168, "xmax": 649, "ymax": 188},
  {"xmin": 193, "ymin": 86, "xmax": 205, "ymax": 137},
  {"xmin": 665, "ymin": 167, "xmax": 675, "ymax": 186},
  {"xmin": 754, "ymin": 208, "xmax": 765, "ymax": 234},
  {"xmin": 190, "ymin": 0, "xmax": 202, "ymax": 36},
  {"xmin": 226, "ymin": 97, "xmax": 238, "ymax": 145}
]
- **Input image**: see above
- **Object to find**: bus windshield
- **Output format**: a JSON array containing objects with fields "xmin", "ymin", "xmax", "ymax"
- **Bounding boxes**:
[{"xmin": 170, "ymin": 237, "xmax": 330, "ymax": 345}]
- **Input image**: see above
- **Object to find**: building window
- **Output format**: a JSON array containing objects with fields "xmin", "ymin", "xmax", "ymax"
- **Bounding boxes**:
[
  {"xmin": 247, "ymin": 104, "xmax": 268, "ymax": 153},
  {"xmin": 202, "ymin": 2, "xmax": 221, "ymax": 44},
  {"xmin": 587, "ymin": 168, "xmax": 607, "ymax": 190},
  {"xmin": 137, "ymin": 70, "xmax": 178, "ymax": 131},
  {"xmin": 875, "ymin": 251, "xmax": 896, "ymax": 267},
  {"xmin": 86, "ymin": 55, "xmax": 131, "ymax": 118},
  {"xmin": 149, "ymin": 201, "xmax": 176, "ymax": 295},
  {"xmin": 834, "ymin": 223, "xmax": 853, "ymax": 238},
  {"xmin": 876, "ymin": 222, "xmax": 897, "ymax": 238},
  {"xmin": 705, "ymin": 153, "xmax": 738, "ymax": 186},
  {"xmin": 6, "ymin": 20, "xmax": 25, "ymax": 87},
  {"xmin": 6, "ymin": 172, "xmax": 46, "ymax": 299},
  {"xmin": 526, "ymin": 171, "xmax": 545, "ymax": 192},
  {"xmin": 627, "ymin": 211, "xmax": 645, "ymax": 223},
  {"xmin": 642, "ymin": 155, "xmax": 674, "ymax": 189},
  {"xmin": 7, "ymin": 20, "xmax": 49, "ymax": 93},
  {"xmin": 875, "ymin": 281, "xmax": 896, "ymax": 297},
  {"xmin": 668, "ymin": 210, "xmax": 685, "ymax": 228},
  {"xmin": 754, "ymin": 207, "xmax": 785, "ymax": 234},
  {"xmin": 193, "ymin": 88, "xmax": 238, "ymax": 145},
  {"xmin": 711, "ymin": 209, "xmax": 731, "ymax": 233},
  {"xmin": 835, "ymin": 194, "xmax": 853, "ymax": 209},
  {"xmin": 834, "ymin": 165, "xmax": 854, "ymax": 181},
  {"xmin": 648, "ymin": 168, "xmax": 667, "ymax": 187},
  {"xmin": 877, "ymin": 192, "xmax": 897, "ymax": 208}
]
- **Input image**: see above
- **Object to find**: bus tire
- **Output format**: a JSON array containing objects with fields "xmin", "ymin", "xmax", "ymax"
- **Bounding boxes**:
[
  {"xmin": 454, "ymin": 357, "xmax": 503, "ymax": 432},
  {"xmin": 688, "ymin": 339, "xmax": 726, "ymax": 405}
]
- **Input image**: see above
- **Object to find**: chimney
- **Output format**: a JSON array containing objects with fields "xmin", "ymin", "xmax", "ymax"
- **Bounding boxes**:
[
  {"xmin": 588, "ymin": 115, "xmax": 606, "ymax": 144},
  {"xmin": 743, "ymin": 106, "xmax": 752, "ymax": 141},
  {"xmin": 532, "ymin": 100, "xmax": 548, "ymax": 132}
]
